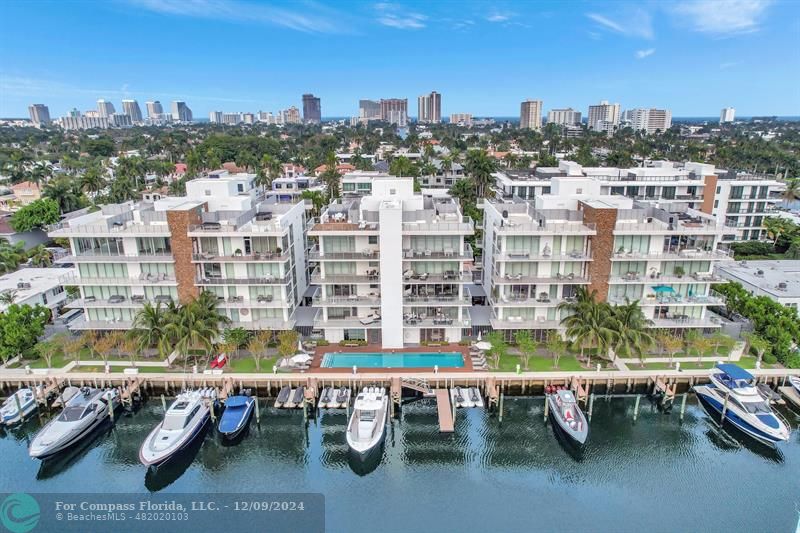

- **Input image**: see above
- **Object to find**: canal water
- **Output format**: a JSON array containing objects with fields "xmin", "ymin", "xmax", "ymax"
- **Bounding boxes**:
[{"xmin": 1, "ymin": 396, "xmax": 798, "ymax": 532}]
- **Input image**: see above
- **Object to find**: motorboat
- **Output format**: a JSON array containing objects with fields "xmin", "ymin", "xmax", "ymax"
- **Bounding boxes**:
[
  {"xmin": 789, "ymin": 375, "xmax": 800, "ymax": 395},
  {"xmin": 29, "ymin": 387, "xmax": 120, "ymax": 459},
  {"xmin": 274, "ymin": 386, "xmax": 291, "ymax": 408},
  {"xmin": 333, "ymin": 387, "xmax": 351, "ymax": 409},
  {"xmin": 694, "ymin": 364, "xmax": 791, "ymax": 447},
  {"xmin": 52, "ymin": 386, "xmax": 80, "ymax": 408},
  {"xmin": 139, "ymin": 389, "xmax": 212, "ymax": 466},
  {"xmin": 346, "ymin": 387, "xmax": 388, "ymax": 457},
  {"xmin": 218, "ymin": 394, "xmax": 254, "ymax": 440},
  {"xmin": 546, "ymin": 389, "xmax": 589, "ymax": 445},
  {"xmin": 1, "ymin": 388, "xmax": 38, "ymax": 426}
]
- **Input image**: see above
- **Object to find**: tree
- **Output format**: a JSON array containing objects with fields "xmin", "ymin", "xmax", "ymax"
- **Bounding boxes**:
[
  {"xmin": 656, "ymin": 332, "xmax": 683, "ymax": 366},
  {"xmin": 0, "ymin": 304, "xmax": 50, "ymax": 363},
  {"xmin": 36, "ymin": 334, "xmax": 65, "ymax": 369},
  {"xmin": 320, "ymin": 151, "xmax": 341, "ymax": 198},
  {"xmin": 558, "ymin": 287, "xmax": 614, "ymax": 367},
  {"xmin": 545, "ymin": 330, "xmax": 567, "ymax": 369},
  {"xmin": 256, "ymin": 154, "xmax": 282, "ymax": 189},
  {"xmin": 484, "ymin": 331, "xmax": 507, "ymax": 370},
  {"xmin": 132, "ymin": 302, "xmax": 170, "ymax": 358},
  {"xmin": 222, "ymin": 327, "xmax": 250, "ymax": 359},
  {"xmin": 690, "ymin": 334, "xmax": 714, "ymax": 366},
  {"xmin": 64, "ymin": 335, "xmax": 85, "ymax": 364},
  {"xmin": 277, "ymin": 330, "xmax": 299, "ymax": 360},
  {"xmin": 80, "ymin": 330, "xmax": 99, "ymax": 360},
  {"xmin": 43, "ymin": 177, "xmax": 84, "ymax": 214},
  {"xmin": 247, "ymin": 331, "xmax": 271, "ymax": 371},
  {"xmin": 609, "ymin": 299, "xmax": 654, "ymax": 364},
  {"xmin": 301, "ymin": 190, "xmax": 327, "ymax": 218},
  {"xmin": 389, "ymin": 156, "xmax": 418, "ymax": 177},
  {"xmin": 464, "ymin": 149, "xmax": 496, "ymax": 198},
  {"xmin": 781, "ymin": 177, "xmax": 800, "ymax": 202},
  {"xmin": 80, "ymin": 166, "xmax": 106, "ymax": 194},
  {"xmin": 514, "ymin": 330, "xmax": 537, "ymax": 370},
  {"xmin": 744, "ymin": 333, "xmax": 769, "ymax": 366},
  {"xmin": 93, "ymin": 333, "xmax": 120, "ymax": 367},
  {"xmin": 0, "ymin": 290, "xmax": 16, "ymax": 305},
  {"xmin": 10, "ymin": 198, "xmax": 60, "ymax": 232},
  {"xmin": 27, "ymin": 245, "xmax": 53, "ymax": 267},
  {"xmin": 0, "ymin": 240, "xmax": 27, "ymax": 274}
]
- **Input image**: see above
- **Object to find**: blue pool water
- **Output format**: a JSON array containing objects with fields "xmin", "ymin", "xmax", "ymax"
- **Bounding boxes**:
[{"xmin": 322, "ymin": 352, "xmax": 464, "ymax": 368}]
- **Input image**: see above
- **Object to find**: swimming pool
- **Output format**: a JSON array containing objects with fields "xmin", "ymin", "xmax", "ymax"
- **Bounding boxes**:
[{"xmin": 321, "ymin": 352, "xmax": 465, "ymax": 368}]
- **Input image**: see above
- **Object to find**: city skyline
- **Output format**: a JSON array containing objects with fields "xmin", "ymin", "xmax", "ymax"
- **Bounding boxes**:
[{"xmin": 1, "ymin": 0, "xmax": 798, "ymax": 118}]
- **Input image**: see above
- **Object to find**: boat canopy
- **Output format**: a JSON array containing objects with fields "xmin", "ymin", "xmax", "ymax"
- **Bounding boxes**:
[
  {"xmin": 556, "ymin": 389, "xmax": 576, "ymax": 403},
  {"xmin": 225, "ymin": 396, "xmax": 250, "ymax": 408},
  {"xmin": 715, "ymin": 363, "xmax": 754, "ymax": 381}
]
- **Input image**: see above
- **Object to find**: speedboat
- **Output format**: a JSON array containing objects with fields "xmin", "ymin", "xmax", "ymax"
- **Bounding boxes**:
[
  {"xmin": 694, "ymin": 364, "xmax": 791, "ymax": 447},
  {"xmin": 547, "ymin": 388, "xmax": 589, "ymax": 445},
  {"xmin": 346, "ymin": 387, "xmax": 388, "ymax": 457},
  {"xmin": 1, "ymin": 388, "xmax": 38, "ymax": 426},
  {"xmin": 139, "ymin": 389, "xmax": 211, "ymax": 466},
  {"xmin": 218, "ymin": 394, "xmax": 254, "ymax": 439},
  {"xmin": 29, "ymin": 387, "xmax": 119, "ymax": 459},
  {"xmin": 789, "ymin": 375, "xmax": 800, "ymax": 395},
  {"xmin": 52, "ymin": 386, "xmax": 80, "ymax": 408}
]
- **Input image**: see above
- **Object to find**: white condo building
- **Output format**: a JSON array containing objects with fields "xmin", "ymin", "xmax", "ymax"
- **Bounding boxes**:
[
  {"xmin": 547, "ymin": 108, "xmax": 582, "ymax": 126},
  {"xmin": 626, "ymin": 108, "xmax": 672, "ymax": 134},
  {"xmin": 307, "ymin": 177, "xmax": 474, "ymax": 348},
  {"xmin": 587, "ymin": 100, "xmax": 620, "ymax": 133},
  {"xmin": 520, "ymin": 100, "xmax": 543, "ymax": 130},
  {"xmin": 49, "ymin": 171, "xmax": 307, "ymax": 332},
  {"xmin": 720, "ymin": 107, "xmax": 736, "ymax": 123}
]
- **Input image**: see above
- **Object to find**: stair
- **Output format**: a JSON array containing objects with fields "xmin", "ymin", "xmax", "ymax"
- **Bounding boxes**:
[{"xmin": 401, "ymin": 377, "xmax": 433, "ymax": 395}]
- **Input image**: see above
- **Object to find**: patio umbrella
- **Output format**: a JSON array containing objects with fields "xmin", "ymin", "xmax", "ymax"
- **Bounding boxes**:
[
  {"xmin": 477, "ymin": 331, "xmax": 482, "ymax": 341},
  {"xmin": 651, "ymin": 285, "xmax": 675, "ymax": 293},
  {"xmin": 298, "ymin": 339, "xmax": 304, "ymax": 352},
  {"xmin": 290, "ymin": 353, "xmax": 312, "ymax": 364},
  {"xmin": 475, "ymin": 341, "xmax": 492, "ymax": 351}
]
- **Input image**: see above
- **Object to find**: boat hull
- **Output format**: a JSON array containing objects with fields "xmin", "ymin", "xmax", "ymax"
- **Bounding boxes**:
[
  {"xmin": 1, "ymin": 391, "xmax": 38, "ymax": 426},
  {"xmin": 346, "ymin": 397, "xmax": 388, "ymax": 457},
  {"xmin": 30, "ymin": 396, "xmax": 118, "ymax": 459},
  {"xmin": 694, "ymin": 386, "xmax": 788, "ymax": 447},
  {"xmin": 140, "ymin": 412, "xmax": 209, "ymax": 467}
]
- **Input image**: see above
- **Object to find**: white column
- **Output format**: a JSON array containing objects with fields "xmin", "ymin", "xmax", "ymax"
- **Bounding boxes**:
[{"xmin": 379, "ymin": 200, "xmax": 404, "ymax": 348}]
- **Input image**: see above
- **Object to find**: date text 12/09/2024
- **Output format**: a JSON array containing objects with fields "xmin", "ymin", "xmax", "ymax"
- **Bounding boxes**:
[{"xmin": 3, "ymin": 493, "xmax": 324, "ymax": 533}]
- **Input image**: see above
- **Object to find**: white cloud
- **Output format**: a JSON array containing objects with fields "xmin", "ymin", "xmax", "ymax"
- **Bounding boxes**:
[
  {"xmin": 635, "ymin": 48, "xmax": 656, "ymax": 59},
  {"xmin": 672, "ymin": 0, "xmax": 772, "ymax": 35},
  {"xmin": 375, "ymin": 3, "xmax": 426, "ymax": 29},
  {"xmin": 126, "ymin": 0, "xmax": 346, "ymax": 34},
  {"xmin": 719, "ymin": 61, "xmax": 739, "ymax": 69},
  {"xmin": 486, "ymin": 11, "xmax": 514, "ymax": 23},
  {"xmin": 586, "ymin": 9, "xmax": 654, "ymax": 39}
]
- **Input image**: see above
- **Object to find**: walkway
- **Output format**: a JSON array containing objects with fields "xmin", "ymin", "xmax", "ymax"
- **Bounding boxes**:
[{"xmin": 618, "ymin": 342, "xmax": 745, "ymax": 367}]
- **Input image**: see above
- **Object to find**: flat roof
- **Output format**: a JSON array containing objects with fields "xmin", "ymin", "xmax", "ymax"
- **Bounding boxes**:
[
  {"xmin": 0, "ymin": 267, "xmax": 72, "ymax": 305},
  {"xmin": 716, "ymin": 260, "xmax": 800, "ymax": 298}
]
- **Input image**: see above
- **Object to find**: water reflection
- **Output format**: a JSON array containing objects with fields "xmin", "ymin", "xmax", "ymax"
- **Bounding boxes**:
[
  {"xmin": 37, "ymin": 421, "xmax": 115, "ymax": 480},
  {"xmin": 144, "ymin": 424, "xmax": 209, "ymax": 492}
]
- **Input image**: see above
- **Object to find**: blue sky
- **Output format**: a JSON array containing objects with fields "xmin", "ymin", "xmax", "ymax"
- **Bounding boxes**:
[{"xmin": 0, "ymin": 0, "xmax": 798, "ymax": 118}]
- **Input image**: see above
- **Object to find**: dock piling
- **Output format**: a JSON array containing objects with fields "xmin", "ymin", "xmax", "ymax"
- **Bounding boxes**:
[
  {"xmin": 161, "ymin": 394, "xmax": 166, "ymax": 412},
  {"xmin": 588, "ymin": 393, "xmax": 594, "ymax": 421},
  {"xmin": 543, "ymin": 394, "xmax": 549, "ymax": 422},
  {"xmin": 633, "ymin": 394, "xmax": 641, "ymax": 422},
  {"xmin": 498, "ymin": 392, "xmax": 504, "ymax": 423},
  {"xmin": 255, "ymin": 396, "xmax": 260, "ymax": 423},
  {"xmin": 679, "ymin": 393, "xmax": 688, "ymax": 421}
]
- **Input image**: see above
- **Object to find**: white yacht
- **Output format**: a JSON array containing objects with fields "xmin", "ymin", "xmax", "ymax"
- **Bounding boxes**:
[
  {"xmin": 29, "ymin": 388, "xmax": 119, "ymax": 459},
  {"xmin": 694, "ymin": 364, "xmax": 791, "ymax": 447},
  {"xmin": 1, "ymin": 388, "xmax": 37, "ymax": 426},
  {"xmin": 139, "ymin": 390, "xmax": 211, "ymax": 466},
  {"xmin": 346, "ymin": 387, "xmax": 388, "ymax": 457}
]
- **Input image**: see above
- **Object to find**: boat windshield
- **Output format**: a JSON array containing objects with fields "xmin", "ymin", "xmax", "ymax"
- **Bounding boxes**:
[
  {"xmin": 162, "ymin": 413, "xmax": 189, "ymax": 431},
  {"xmin": 360, "ymin": 410, "xmax": 376, "ymax": 422},
  {"xmin": 58, "ymin": 404, "xmax": 92, "ymax": 422},
  {"xmin": 740, "ymin": 400, "xmax": 772, "ymax": 415}
]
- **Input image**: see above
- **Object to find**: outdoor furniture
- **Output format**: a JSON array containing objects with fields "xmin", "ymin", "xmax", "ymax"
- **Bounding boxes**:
[{"xmin": 108, "ymin": 295, "xmax": 125, "ymax": 304}]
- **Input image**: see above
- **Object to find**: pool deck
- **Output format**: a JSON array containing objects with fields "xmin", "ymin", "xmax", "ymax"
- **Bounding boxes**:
[{"xmin": 311, "ymin": 344, "xmax": 474, "ymax": 373}]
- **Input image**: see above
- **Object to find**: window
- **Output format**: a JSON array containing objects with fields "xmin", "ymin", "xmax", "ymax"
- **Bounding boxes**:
[
  {"xmin": 205, "ymin": 189, "xmax": 211, "ymax": 196},
  {"xmin": 716, "ymin": 186, "xmax": 721, "ymax": 194},
  {"xmin": 237, "ymin": 183, "xmax": 244, "ymax": 193},
  {"xmin": 390, "ymin": 189, "xmax": 396, "ymax": 195},
  {"xmin": 275, "ymin": 183, "xmax": 282, "ymax": 189},
  {"xmin": 368, "ymin": 236, "xmax": 378, "ymax": 244},
  {"xmin": 714, "ymin": 200, "xmax": 719, "ymax": 208}
]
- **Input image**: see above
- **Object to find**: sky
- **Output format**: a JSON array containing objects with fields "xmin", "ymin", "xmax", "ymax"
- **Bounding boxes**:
[{"xmin": 0, "ymin": 0, "xmax": 798, "ymax": 119}]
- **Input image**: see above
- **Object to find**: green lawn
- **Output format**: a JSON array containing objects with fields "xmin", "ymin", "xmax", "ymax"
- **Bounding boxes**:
[
  {"xmin": 227, "ymin": 356, "xmax": 278, "ymax": 373},
  {"xmin": 72, "ymin": 365, "xmax": 172, "ymax": 374},
  {"xmin": 639, "ymin": 356, "xmax": 776, "ymax": 371},
  {"xmin": 491, "ymin": 353, "xmax": 599, "ymax": 372},
  {"xmin": 25, "ymin": 353, "xmax": 70, "ymax": 369}
]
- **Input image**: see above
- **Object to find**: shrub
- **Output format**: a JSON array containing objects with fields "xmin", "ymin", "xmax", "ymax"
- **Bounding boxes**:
[
  {"xmin": 731, "ymin": 241, "xmax": 774, "ymax": 258},
  {"xmin": 315, "ymin": 339, "xmax": 330, "ymax": 346},
  {"xmin": 763, "ymin": 353, "xmax": 778, "ymax": 364}
]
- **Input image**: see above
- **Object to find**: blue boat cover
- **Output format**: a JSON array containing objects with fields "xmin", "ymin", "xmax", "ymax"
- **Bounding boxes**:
[
  {"xmin": 715, "ymin": 363, "xmax": 753, "ymax": 381},
  {"xmin": 225, "ymin": 396, "xmax": 251, "ymax": 408}
]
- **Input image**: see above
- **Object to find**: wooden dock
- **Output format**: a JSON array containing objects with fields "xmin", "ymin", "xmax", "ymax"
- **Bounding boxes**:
[
  {"xmin": 778, "ymin": 386, "xmax": 800, "ymax": 408},
  {"xmin": 434, "ymin": 389, "xmax": 454, "ymax": 433}
]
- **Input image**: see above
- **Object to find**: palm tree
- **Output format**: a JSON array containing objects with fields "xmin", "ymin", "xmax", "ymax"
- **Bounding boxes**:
[
  {"xmin": 43, "ymin": 177, "xmax": 83, "ymax": 214},
  {"xmin": 0, "ymin": 290, "xmax": 17, "ymax": 305},
  {"xmin": 80, "ymin": 166, "xmax": 106, "ymax": 195},
  {"xmin": 131, "ymin": 303, "xmax": 170, "ymax": 358},
  {"xmin": 320, "ymin": 152, "xmax": 341, "ymax": 198},
  {"xmin": 744, "ymin": 333, "xmax": 769, "ymax": 366},
  {"xmin": 256, "ymin": 154, "xmax": 282, "ymax": 189},
  {"xmin": 464, "ymin": 149, "xmax": 496, "ymax": 198},
  {"xmin": 763, "ymin": 216, "xmax": 789, "ymax": 245},
  {"xmin": 389, "ymin": 156, "xmax": 418, "ymax": 177},
  {"xmin": 0, "ymin": 240, "xmax": 27, "ymax": 273},
  {"xmin": 27, "ymin": 245, "xmax": 53, "ymax": 267},
  {"xmin": 609, "ymin": 299, "xmax": 654, "ymax": 364},
  {"xmin": 781, "ymin": 177, "xmax": 800, "ymax": 202},
  {"xmin": 558, "ymin": 287, "xmax": 614, "ymax": 367},
  {"xmin": 301, "ymin": 190, "xmax": 327, "ymax": 218}
]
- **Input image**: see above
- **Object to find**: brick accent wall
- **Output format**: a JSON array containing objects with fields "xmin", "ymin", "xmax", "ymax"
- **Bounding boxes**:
[
  {"xmin": 579, "ymin": 201, "xmax": 618, "ymax": 302},
  {"xmin": 167, "ymin": 205, "xmax": 205, "ymax": 303},
  {"xmin": 701, "ymin": 174, "xmax": 718, "ymax": 215}
]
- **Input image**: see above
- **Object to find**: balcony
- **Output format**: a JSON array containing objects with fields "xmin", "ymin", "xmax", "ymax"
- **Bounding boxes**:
[
  {"xmin": 494, "ymin": 220, "xmax": 596, "ymax": 235},
  {"xmin": 58, "ymin": 252, "xmax": 174, "ymax": 263},
  {"xmin": 402, "ymin": 243, "xmax": 473, "ymax": 260},
  {"xmin": 312, "ymin": 293, "xmax": 382, "ymax": 306},
  {"xmin": 609, "ymin": 291, "xmax": 725, "ymax": 306},
  {"xmin": 309, "ymin": 268, "xmax": 380, "ymax": 284},
  {"xmin": 196, "ymin": 274, "xmax": 290, "ymax": 285},
  {"xmin": 67, "ymin": 316, "xmax": 134, "ymax": 330},
  {"xmin": 216, "ymin": 297, "xmax": 292, "ymax": 309},
  {"xmin": 403, "ymin": 310, "xmax": 471, "ymax": 328},
  {"xmin": 192, "ymin": 250, "xmax": 289, "ymax": 263},
  {"xmin": 490, "ymin": 316, "xmax": 561, "ymax": 329},
  {"xmin": 307, "ymin": 218, "xmax": 379, "ymax": 235},
  {"xmin": 402, "ymin": 216, "xmax": 474, "ymax": 234},
  {"xmin": 403, "ymin": 290, "xmax": 470, "ymax": 305},
  {"xmin": 492, "ymin": 271, "xmax": 590, "ymax": 285},
  {"xmin": 307, "ymin": 246, "xmax": 380, "ymax": 261},
  {"xmin": 610, "ymin": 272, "xmax": 723, "ymax": 284},
  {"xmin": 650, "ymin": 316, "xmax": 722, "ymax": 328},
  {"xmin": 402, "ymin": 269, "xmax": 466, "ymax": 283},
  {"xmin": 60, "ymin": 273, "xmax": 177, "ymax": 286},
  {"xmin": 312, "ymin": 312, "xmax": 383, "ymax": 329},
  {"xmin": 613, "ymin": 219, "xmax": 721, "ymax": 235},
  {"xmin": 494, "ymin": 250, "xmax": 592, "ymax": 262},
  {"xmin": 610, "ymin": 249, "xmax": 733, "ymax": 261},
  {"xmin": 49, "ymin": 222, "xmax": 170, "ymax": 238},
  {"xmin": 229, "ymin": 317, "xmax": 296, "ymax": 330},
  {"xmin": 188, "ymin": 220, "xmax": 285, "ymax": 236}
]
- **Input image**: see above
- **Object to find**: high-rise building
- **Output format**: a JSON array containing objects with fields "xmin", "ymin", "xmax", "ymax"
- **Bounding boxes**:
[
  {"xmin": 121, "ymin": 99, "xmax": 143, "ymax": 123},
  {"xmin": 96, "ymin": 99, "xmax": 116, "ymax": 118},
  {"xmin": 145, "ymin": 101, "xmax": 163, "ymax": 118},
  {"xmin": 222, "ymin": 112, "xmax": 242, "ymax": 125},
  {"xmin": 282, "ymin": 106, "xmax": 301, "ymax": 124},
  {"xmin": 302, "ymin": 94, "xmax": 322, "ymax": 124},
  {"xmin": 60, "ymin": 115, "xmax": 109, "ymax": 130},
  {"xmin": 68, "ymin": 108, "xmax": 81, "ymax": 118},
  {"xmin": 359, "ymin": 99, "xmax": 381, "ymax": 121},
  {"xmin": 546, "ymin": 108, "xmax": 582, "ymax": 126},
  {"xmin": 449, "ymin": 113, "xmax": 473, "ymax": 126},
  {"xmin": 209, "ymin": 111, "xmax": 223, "ymax": 124},
  {"xmin": 171, "ymin": 101, "xmax": 193, "ymax": 122},
  {"xmin": 257, "ymin": 111, "xmax": 275, "ymax": 124},
  {"xmin": 587, "ymin": 100, "xmax": 620, "ymax": 132},
  {"xmin": 28, "ymin": 104, "xmax": 51, "ymax": 126},
  {"xmin": 520, "ymin": 99, "xmax": 543, "ymax": 130},
  {"xmin": 627, "ymin": 108, "xmax": 672, "ymax": 134},
  {"xmin": 720, "ymin": 107, "xmax": 736, "ymax": 123},
  {"xmin": 242, "ymin": 113, "xmax": 255, "ymax": 125},
  {"xmin": 110, "ymin": 113, "xmax": 133, "ymax": 128},
  {"xmin": 380, "ymin": 99, "xmax": 408, "ymax": 127},
  {"xmin": 417, "ymin": 91, "xmax": 441, "ymax": 123}
]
